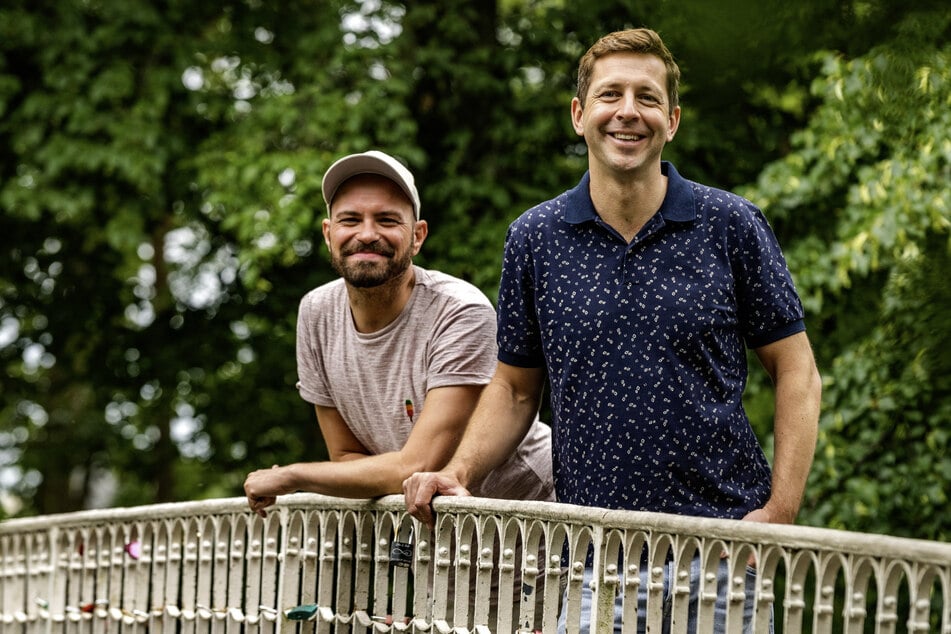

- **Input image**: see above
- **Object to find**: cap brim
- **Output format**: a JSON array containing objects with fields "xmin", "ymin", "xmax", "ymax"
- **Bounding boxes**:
[{"xmin": 321, "ymin": 151, "xmax": 420, "ymax": 218}]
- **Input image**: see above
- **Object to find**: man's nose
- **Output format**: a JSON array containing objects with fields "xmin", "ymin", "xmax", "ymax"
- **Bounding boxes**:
[
  {"xmin": 355, "ymin": 220, "xmax": 381, "ymax": 241},
  {"xmin": 617, "ymin": 92, "xmax": 639, "ymax": 119}
]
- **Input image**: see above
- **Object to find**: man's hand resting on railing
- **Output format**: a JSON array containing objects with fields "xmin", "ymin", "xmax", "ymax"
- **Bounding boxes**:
[
  {"xmin": 402, "ymin": 472, "xmax": 471, "ymax": 530},
  {"xmin": 244, "ymin": 465, "xmax": 290, "ymax": 518}
]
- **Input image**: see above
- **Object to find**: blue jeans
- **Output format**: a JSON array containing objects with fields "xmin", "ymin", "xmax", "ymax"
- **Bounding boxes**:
[{"xmin": 557, "ymin": 557, "xmax": 771, "ymax": 633}]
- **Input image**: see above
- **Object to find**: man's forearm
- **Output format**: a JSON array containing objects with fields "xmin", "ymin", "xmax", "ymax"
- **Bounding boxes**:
[
  {"xmin": 445, "ymin": 376, "xmax": 540, "ymax": 491},
  {"xmin": 765, "ymin": 366, "xmax": 822, "ymax": 523},
  {"xmin": 279, "ymin": 454, "xmax": 420, "ymax": 499}
]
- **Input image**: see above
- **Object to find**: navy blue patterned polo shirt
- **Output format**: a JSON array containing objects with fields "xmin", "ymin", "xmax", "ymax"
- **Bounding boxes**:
[{"xmin": 497, "ymin": 162, "xmax": 805, "ymax": 519}]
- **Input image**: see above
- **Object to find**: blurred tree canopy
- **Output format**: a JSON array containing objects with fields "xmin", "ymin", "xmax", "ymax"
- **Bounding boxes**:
[{"xmin": 0, "ymin": 0, "xmax": 948, "ymax": 540}]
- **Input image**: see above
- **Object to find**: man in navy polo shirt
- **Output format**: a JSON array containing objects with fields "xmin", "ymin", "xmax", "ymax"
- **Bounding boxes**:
[{"xmin": 405, "ymin": 28, "xmax": 821, "ymax": 633}]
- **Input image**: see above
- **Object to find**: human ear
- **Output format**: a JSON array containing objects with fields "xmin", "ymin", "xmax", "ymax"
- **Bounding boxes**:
[
  {"xmin": 570, "ymin": 97, "xmax": 585, "ymax": 136},
  {"xmin": 412, "ymin": 220, "xmax": 428, "ymax": 255}
]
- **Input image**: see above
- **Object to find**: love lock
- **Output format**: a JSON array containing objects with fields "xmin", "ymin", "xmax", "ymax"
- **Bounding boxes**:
[{"xmin": 389, "ymin": 526, "xmax": 414, "ymax": 568}]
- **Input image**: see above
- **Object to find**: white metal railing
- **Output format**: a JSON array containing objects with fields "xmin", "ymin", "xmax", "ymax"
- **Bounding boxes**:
[{"xmin": 1, "ymin": 493, "xmax": 949, "ymax": 633}]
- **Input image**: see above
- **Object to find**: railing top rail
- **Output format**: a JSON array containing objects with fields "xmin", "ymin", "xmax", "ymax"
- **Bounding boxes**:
[{"xmin": 3, "ymin": 493, "xmax": 949, "ymax": 565}]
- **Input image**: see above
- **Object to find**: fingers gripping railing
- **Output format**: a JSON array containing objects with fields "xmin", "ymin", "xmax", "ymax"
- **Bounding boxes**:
[{"xmin": 1, "ymin": 495, "xmax": 949, "ymax": 633}]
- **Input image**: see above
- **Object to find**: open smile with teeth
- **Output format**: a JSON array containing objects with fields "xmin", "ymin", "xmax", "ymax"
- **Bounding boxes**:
[{"xmin": 611, "ymin": 132, "xmax": 644, "ymax": 141}]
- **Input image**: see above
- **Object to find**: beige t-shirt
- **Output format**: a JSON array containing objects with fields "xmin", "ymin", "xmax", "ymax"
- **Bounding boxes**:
[{"xmin": 296, "ymin": 266, "xmax": 553, "ymax": 501}]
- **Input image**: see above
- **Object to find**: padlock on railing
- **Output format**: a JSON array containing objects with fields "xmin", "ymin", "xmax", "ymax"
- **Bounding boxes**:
[{"xmin": 389, "ymin": 526, "xmax": 414, "ymax": 568}]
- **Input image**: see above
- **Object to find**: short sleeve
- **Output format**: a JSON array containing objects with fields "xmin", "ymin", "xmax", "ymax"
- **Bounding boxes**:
[
  {"xmin": 496, "ymin": 222, "xmax": 545, "ymax": 368},
  {"xmin": 296, "ymin": 291, "xmax": 335, "ymax": 406},
  {"xmin": 732, "ymin": 203, "xmax": 806, "ymax": 348},
  {"xmin": 425, "ymin": 299, "xmax": 498, "ymax": 389}
]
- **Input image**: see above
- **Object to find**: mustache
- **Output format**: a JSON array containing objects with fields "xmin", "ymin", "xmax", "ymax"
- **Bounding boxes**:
[{"xmin": 341, "ymin": 243, "xmax": 394, "ymax": 257}]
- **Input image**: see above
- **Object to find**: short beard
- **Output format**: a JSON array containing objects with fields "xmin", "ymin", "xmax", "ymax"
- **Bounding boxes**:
[{"xmin": 331, "ymin": 248, "xmax": 413, "ymax": 288}]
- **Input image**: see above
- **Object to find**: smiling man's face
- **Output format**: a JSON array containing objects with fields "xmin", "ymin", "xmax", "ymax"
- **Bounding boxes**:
[
  {"xmin": 571, "ymin": 51, "xmax": 681, "ymax": 180},
  {"xmin": 322, "ymin": 174, "xmax": 424, "ymax": 288}
]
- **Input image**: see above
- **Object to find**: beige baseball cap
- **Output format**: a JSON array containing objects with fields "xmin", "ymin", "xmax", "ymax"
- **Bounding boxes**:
[{"xmin": 321, "ymin": 150, "xmax": 421, "ymax": 219}]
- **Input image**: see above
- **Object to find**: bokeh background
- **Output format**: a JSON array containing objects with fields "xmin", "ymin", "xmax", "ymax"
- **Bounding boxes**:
[{"xmin": 1, "ymin": 0, "xmax": 948, "ymax": 541}]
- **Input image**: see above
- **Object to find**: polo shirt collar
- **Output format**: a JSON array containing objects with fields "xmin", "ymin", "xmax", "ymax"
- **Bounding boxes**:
[{"xmin": 564, "ymin": 161, "xmax": 697, "ymax": 225}]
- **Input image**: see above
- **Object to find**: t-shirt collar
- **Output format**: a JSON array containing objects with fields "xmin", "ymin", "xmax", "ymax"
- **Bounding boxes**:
[{"xmin": 565, "ymin": 161, "xmax": 697, "ymax": 225}]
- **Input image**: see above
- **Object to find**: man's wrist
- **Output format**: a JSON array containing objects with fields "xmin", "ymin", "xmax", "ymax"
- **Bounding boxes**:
[
  {"xmin": 283, "ymin": 463, "xmax": 306, "ymax": 493},
  {"xmin": 444, "ymin": 462, "xmax": 474, "ymax": 491},
  {"xmin": 762, "ymin": 500, "xmax": 799, "ymax": 524}
]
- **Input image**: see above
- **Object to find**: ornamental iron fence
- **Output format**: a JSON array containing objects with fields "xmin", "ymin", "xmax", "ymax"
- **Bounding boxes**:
[{"xmin": 0, "ymin": 493, "xmax": 949, "ymax": 633}]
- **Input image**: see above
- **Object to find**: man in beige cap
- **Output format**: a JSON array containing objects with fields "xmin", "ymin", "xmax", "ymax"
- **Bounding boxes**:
[{"xmin": 244, "ymin": 150, "xmax": 553, "ymax": 513}]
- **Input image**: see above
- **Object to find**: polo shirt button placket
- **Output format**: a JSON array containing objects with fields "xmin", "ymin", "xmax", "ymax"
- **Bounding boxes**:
[{"xmin": 623, "ymin": 246, "xmax": 640, "ymax": 286}]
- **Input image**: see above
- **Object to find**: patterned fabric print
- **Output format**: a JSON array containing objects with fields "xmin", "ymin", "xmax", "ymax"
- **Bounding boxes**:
[{"xmin": 497, "ymin": 162, "xmax": 805, "ymax": 519}]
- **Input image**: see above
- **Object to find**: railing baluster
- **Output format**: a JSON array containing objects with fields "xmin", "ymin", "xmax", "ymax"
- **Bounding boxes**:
[
  {"xmin": 754, "ymin": 544, "xmax": 784, "ymax": 634},
  {"xmin": 177, "ymin": 518, "xmax": 197, "ymax": 634},
  {"xmin": 298, "ymin": 510, "xmax": 320, "ymax": 621},
  {"xmin": 517, "ymin": 519, "xmax": 545, "ymax": 632},
  {"xmin": 192, "ymin": 517, "xmax": 215, "ymax": 629},
  {"xmin": 813, "ymin": 551, "xmax": 845, "ymax": 633},
  {"xmin": 244, "ymin": 514, "xmax": 265, "ymax": 630},
  {"xmin": 371, "ymin": 512, "xmax": 394, "ymax": 627},
  {"xmin": 876, "ymin": 559, "xmax": 908, "ymax": 634},
  {"xmin": 226, "ymin": 514, "xmax": 249, "ymax": 631},
  {"xmin": 27, "ymin": 532, "xmax": 50, "ymax": 633},
  {"xmin": 908, "ymin": 563, "xmax": 936, "ymax": 632},
  {"xmin": 15, "ymin": 533, "xmax": 32, "ymax": 632},
  {"xmin": 279, "ymin": 510, "xmax": 305, "ymax": 633},
  {"xmin": 104, "ymin": 525, "xmax": 122, "ymax": 630},
  {"xmin": 77, "ymin": 527, "xmax": 96, "ymax": 630},
  {"xmin": 259, "ymin": 513, "xmax": 282, "ymax": 633},
  {"xmin": 473, "ymin": 516, "xmax": 497, "ymax": 631},
  {"xmin": 496, "ymin": 516, "xmax": 521, "ymax": 633},
  {"xmin": 22, "ymin": 534, "xmax": 35, "ymax": 631},
  {"xmin": 728, "ymin": 541, "xmax": 758, "ymax": 634},
  {"xmin": 561, "ymin": 525, "xmax": 591, "ymax": 633},
  {"xmin": 595, "ymin": 529, "xmax": 622, "ymax": 634},
  {"xmin": 643, "ymin": 533, "xmax": 673, "ymax": 634},
  {"xmin": 46, "ymin": 531, "xmax": 67, "ymax": 629},
  {"xmin": 334, "ymin": 510, "xmax": 357, "ymax": 634},
  {"xmin": 389, "ymin": 514, "xmax": 415, "ymax": 629},
  {"xmin": 411, "ymin": 520, "xmax": 432, "ymax": 628},
  {"xmin": 350, "ymin": 513, "xmax": 374, "ymax": 632},
  {"xmin": 209, "ymin": 515, "xmax": 230, "ymax": 629},
  {"xmin": 167, "ymin": 519, "xmax": 187, "ymax": 633},
  {"xmin": 129, "ymin": 521, "xmax": 153, "ymax": 632},
  {"xmin": 783, "ymin": 549, "xmax": 814, "ymax": 633},
  {"xmin": 150, "ymin": 520, "xmax": 170, "ymax": 632},
  {"xmin": 22, "ymin": 534, "xmax": 38, "ymax": 632},
  {"xmin": 671, "ymin": 536, "xmax": 701, "ymax": 633},
  {"xmin": 315, "ymin": 510, "xmax": 337, "ymax": 634},
  {"xmin": 430, "ymin": 513, "xmax": 453, "ymax": 631},
  {"xmin": 619, "ymin": 530, "xmax": 648, "ymax": 634},
  {"xmin": 452, "ymin": 514, "xmax": 476, "ymax": 629},
  {"xmin": 540, "ymin": 525, "xmax": 565, "ymax": 633}
]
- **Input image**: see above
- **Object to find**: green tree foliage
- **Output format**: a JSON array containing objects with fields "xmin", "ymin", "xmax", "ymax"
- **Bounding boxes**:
[
  {"xmin": 0, "ymin": 0, "xmax": 948, "ymax": 542},
  {"xmin": 742, "ymin": 8, "xmax": 951, "ymax": 539},
  {"xmin": 0, "ymin": 0, "xmax": 347, "ymax": 512}
]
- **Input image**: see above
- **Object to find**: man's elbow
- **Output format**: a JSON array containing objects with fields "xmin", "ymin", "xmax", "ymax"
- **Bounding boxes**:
[{"xmin": 805, "ymin": 362, "xmax": 823, "ymax": 412}]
